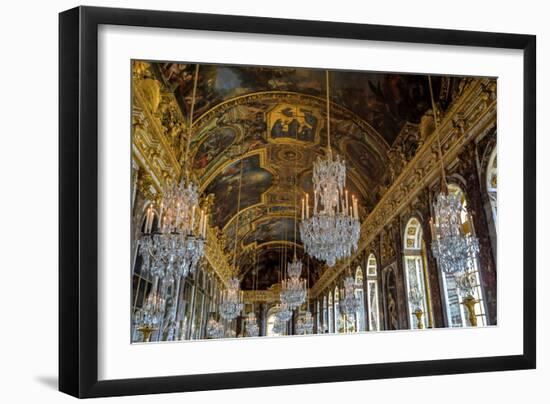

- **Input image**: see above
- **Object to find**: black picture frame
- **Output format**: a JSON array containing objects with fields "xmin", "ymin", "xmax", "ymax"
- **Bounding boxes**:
[{"xmin": 59, "ymin": 5, "xmax": 536, "ymax": 398}]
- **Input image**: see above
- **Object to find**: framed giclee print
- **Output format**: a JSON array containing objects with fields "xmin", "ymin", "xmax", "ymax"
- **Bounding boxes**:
[{"xmin": 59, "ymin": 6, "xmax": 536, "ymax": 399}]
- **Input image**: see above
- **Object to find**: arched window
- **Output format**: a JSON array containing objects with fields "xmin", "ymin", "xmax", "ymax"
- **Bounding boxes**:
[
  {"xmin": 403, "ymin": 218, "xmax": 431, "ymax": 329},
  {"xmin": 328, "ymin": 292, "xmax": 334, "ymax": 333},
  {"xmin": 316, "ymin": 300, "xmax": 321, "ymax": 333},
  {"xmin": 334, "ymin": 286, "xmax": 342, "ymax": 333},
  {"xmin": 441, "ymin": 185, "xmax": 487, "ymax": 327},
  {"xmin": 486, "ymin": 149, "xmax": 497, "ymax": 229},
  {"xmin": 322, "ymin": 295, "xmax": 328, "ymax": 333},
  {"xmin": 354, "ymin": 267, "xmax": 366, "ymax": 332},
  {"xmin": 366, "ymin": 254, "xmax": 380, "ymax": 331}
]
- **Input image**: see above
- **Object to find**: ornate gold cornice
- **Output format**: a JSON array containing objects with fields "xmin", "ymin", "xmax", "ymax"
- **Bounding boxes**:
[
  {"xmin": 310, "ymin": 78, "xmax": 497, "ymax": 297},
  {"xmin": 203, "ymin": 226, "xmax": 234, "ymax": 286},
  {"xmin": 132, "ymin": 82, "xmax": 182, "ymax": 186}
]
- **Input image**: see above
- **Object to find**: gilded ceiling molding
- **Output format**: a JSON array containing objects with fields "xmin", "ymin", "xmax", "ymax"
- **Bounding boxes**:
[
  {"xmin": 199, "ymin": 148, "xmax": 273, "ymax": 193},
  {"xmin": 202, "ymin": 226, "xmax": 234, "ymax": 286},
  {"xmin": 191, "ymin": 91, "xmax": 390, "ymax": 153},
  {"xmin": 243, "ymin": 284, "xmax": 292, "ymax": 303},
  {"xmin": 132, "ymin": 78, "xmax": 182, "ymax": 187},
  {"xmin": 310, "ymin": 78, "xmax": 497, "ymax": 297}
]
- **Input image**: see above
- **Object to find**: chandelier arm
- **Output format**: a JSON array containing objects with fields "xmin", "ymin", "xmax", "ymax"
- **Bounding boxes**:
[
  {"xmin": 428, "ymin": 74, "xmax": 448, "ymax": 193},
  {"xmin": 293, "ymin": 106, "xmax": 299, "ymax": 259},
  {"xmin": 325, "ymin": 70, "xmax": 332, "ymax": 156}
]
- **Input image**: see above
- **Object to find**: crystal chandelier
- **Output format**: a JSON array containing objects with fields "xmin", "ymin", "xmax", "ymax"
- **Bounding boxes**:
[
  {"xmin": 133, "ymin": 292, "xmax": 166, "ymax": 342},
  {"xmin": 275, "ymin": 302, "xmax": 293, "ymax": 323},
  {"xmin": 426, "ymin": 75, "xmax": 480, "ymax": 276},
  {"xmin": 408, "ymin": 285, "xmax": 424, "ymax": 310},
  {"xmin": 339, "ymin": 276, "xmax": 361, "ymax": 318},
  {"xmin": 300, "ymin": 71, "xmax": 360, "ymax": 267},
  {"xmin": 455, "ymin": 270, "xmax": 480, "ymax": 327},
  {"xmin": 272, "ymin": 317, "xmax": 286, "ymax": 335},
  {"xmin": 138, "ymin": 181, "xmax": 207, "ymax": 282},
  {"xmin": 219, "ymin": 276, "xmax": 244, "ymax": 320},
  {"xmin": 430, "ymin": 191, "xmax": 480, "ymax": 275},
  {"xmin": 295, "ymin": 311, "xmax": 314, "ymax": 335},
  {"xmin": 280, "ymin": 259, "xmax": 307, "ymax": 310},
  {"xmin": 206, "ymin": 317, "xmax": 225, "ymax": 339},
  {"xmin": 245, "ymin": 311, "xmax": 259, "ymax": 337}
]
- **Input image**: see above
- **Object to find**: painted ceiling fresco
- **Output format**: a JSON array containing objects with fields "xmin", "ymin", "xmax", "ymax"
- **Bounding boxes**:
[
  {"xmin": 146, "ymin": 60, "xmax": 466, "ymax": 290},
  {"xmin": 154, "ymin": 62, "xmax": 460, "ymax": 144},
  {"xmin": 204, "ymin": 153, "xmax": 273, "ymax": 228}
]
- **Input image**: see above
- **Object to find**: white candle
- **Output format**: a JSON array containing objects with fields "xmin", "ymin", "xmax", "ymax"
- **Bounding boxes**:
[
  {"xmin": 145, "ymin": 207, "xmax": 151, "ymax": 233},
  {"xmin": 148, "ymin": 206, "xmax": 154, "ymax": 232},
  {"xmin": 305, "ymin": 193, "xmax": 309, "ymax": 218},
  {"xmin": 301, "ymin": 198, "xmax": 305, "ymax": 220},
  {"xmin": 353, "ymin": 197, "xmax": 358, "ymax": 219},
  {"xmin": 345, "ymin": 189, "xmax": 349, "ymax": 212}
]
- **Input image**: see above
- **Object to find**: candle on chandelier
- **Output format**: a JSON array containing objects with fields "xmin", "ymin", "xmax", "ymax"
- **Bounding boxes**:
[
  {"xmin": 345, "ymin": 189, "xmax": 349, "ymax": 213},
  {"xmin": 353, "ymin": 196, "xmax": 358, "ymax": 219},
  {"xmin": 162, "ymin": 215, "xmax": 168, "ymax": 233},
  {"xmin": 301, "ymin": 197, "xmax": 305, "ymax": 220},
  {"xmin": 429, "ymin": 218, "xmax": 436, "ymax": 239},
  {"xmin": 199, "ymin": 209, "xmax": 204, "ymax": 236},
  {"xmin": 144, "ymin": 206, "xmax": 150, "ymax": 232},
  {"xmin": 305, "ymin": 193, "xmax": 309, "ymax": 218},
  {"xmin": 145, "ymin": 205, "xmax": 153, "ymax": 233}
]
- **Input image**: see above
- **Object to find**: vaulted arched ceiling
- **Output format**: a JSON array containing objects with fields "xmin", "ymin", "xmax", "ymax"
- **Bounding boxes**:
[{"xmin": 150, "ymin": 62, "xmax": 460, "ymax": 290}]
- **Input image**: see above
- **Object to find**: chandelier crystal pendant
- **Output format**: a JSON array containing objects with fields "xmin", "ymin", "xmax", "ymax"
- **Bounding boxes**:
[
  {"xmin": 339, "ymin": 276, "xmax": 361, "ymax": 318},
  {"xmin": 426, "ymin": 75, "xmax": 480, "ymax": 277},
  {"xmin": 219, "ymin": 276, "xmax": 244, "ymax": 321},
  {"xmin": 300, "ymin": 71, "xmax": 361, "ymax": 267}
]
